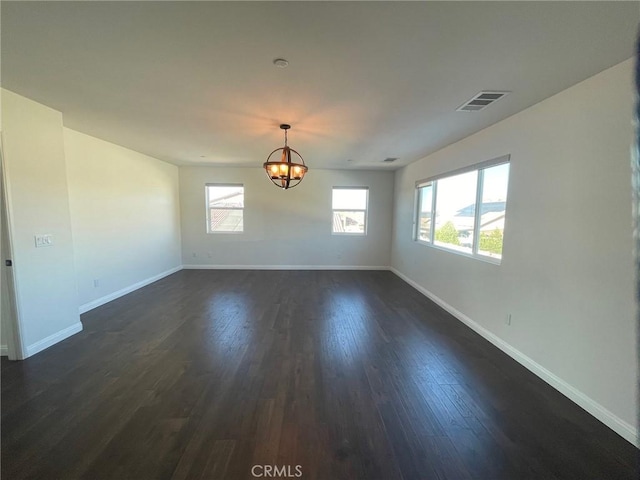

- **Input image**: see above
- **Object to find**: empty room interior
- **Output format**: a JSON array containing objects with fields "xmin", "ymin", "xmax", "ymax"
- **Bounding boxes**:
[{"xmin": 1, "ymin": 2, "xmax": 638, "ymax": 479}]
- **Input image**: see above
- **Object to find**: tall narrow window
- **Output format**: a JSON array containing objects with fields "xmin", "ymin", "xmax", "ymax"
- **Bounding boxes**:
[
  {"xmin": 332, "ymin": 187, "xmax": 368, "ymax": 235},
  {"xmin": 414, "ymin": 156, "xmax": 510, "ymax": 263},
  {"xmin": 206, "ymin": 184, "xmax": 244, "ymax": 233},
  {"xmin": 477, "ymin": 162, "xmax": 509, "ymax": 260},
  {"xmin": 434, "ymin": 170, "xmax": 478, "ymax": 254},
  {"xmin": 416, "ymin": 183, "xmax": 434, "ymax": 243}
]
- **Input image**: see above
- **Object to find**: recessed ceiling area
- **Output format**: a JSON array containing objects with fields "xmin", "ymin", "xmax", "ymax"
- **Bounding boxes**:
[{"xmin": 1, "ymin": 1, "xmax": 637, "ymax": 169}]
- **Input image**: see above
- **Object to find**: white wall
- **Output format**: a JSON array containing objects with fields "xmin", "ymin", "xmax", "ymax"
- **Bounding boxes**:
[
  {"xmin": 1, "ymin": 89, "xmax": 82, "ymax": 355},
  {"xmin": 391, "ymin": 59, "xmax": 637, "ymax": 444},
  {"xmin": 180, "ymin": 167, "xmax": 394, "ymax": 268},
  {"xmin": 64, "ymin": 129, "xmax": 182, "ymax": 312}
]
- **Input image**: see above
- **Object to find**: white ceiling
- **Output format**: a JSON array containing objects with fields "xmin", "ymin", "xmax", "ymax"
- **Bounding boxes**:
[{"xmin": 1, "ymin": 1, "xmax": 637, "ymax": 170}]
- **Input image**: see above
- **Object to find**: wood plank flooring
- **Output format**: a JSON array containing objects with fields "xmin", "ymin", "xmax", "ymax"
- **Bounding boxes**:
[{"xmin": 2, "ymin": 270, "xmax": 637, "ymax": 479}]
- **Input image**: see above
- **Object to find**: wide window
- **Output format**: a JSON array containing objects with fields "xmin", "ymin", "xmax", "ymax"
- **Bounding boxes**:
[
  {"xmin": 206, "ymin": 184, "xmax": 244, "ymax": 233},
  {"xmin": 415, "ymin": 157, "xmax": 509, "ymax": 262},
  {"xmin": 332, "ymin": 187, "xmax": 368, "ymax": 235}
]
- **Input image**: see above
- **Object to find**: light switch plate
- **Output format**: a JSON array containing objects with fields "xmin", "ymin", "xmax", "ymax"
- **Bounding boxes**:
[{"xmin": 35, "ymin": 234, "xmax": 54, "ymax": 247}]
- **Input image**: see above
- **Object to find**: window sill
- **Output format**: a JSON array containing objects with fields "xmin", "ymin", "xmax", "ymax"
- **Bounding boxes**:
[{"xmin": 414, "ymin": 239, "xmax": 502, "ymax": 265}]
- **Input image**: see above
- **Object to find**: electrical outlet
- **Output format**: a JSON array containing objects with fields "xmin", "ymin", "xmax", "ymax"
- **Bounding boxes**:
[
  {"xmin": 192, "ymin": 252, "xmax": 197, "ymax": 258},
  {"xmin": 506, "ymin": 313, "xmax": 512, "ymax": 326},
  {"xmin": 93, "ymin": 279, "xmax": 100, "ymax": 288}
]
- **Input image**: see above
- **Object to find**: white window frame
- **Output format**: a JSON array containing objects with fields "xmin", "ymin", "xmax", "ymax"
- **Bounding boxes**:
[
  {"xmin": 414, "ymin": 155, "xmax": 510, "ymax": 264},
  {"xmin": 205, "ymin": 183, "xmax": 244, "ymax": 234},
  {"xmin": 332, "ymin": 187, "xmax": 369, "ymax": 236},
  {"xmin": 414, "ymin": 181, "xmax": 436, "ymax": 244}
]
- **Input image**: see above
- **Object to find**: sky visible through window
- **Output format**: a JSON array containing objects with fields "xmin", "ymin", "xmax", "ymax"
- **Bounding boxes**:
[
  {"xmin": 436, "ymin": 171, "xmax": 478, "ymax": 218},
  {"xmin": 332, "ymin": 189, "xmax": 367, "ymax": 210},
  {"xmin": 482, "ymin": 163, "xmax": 509, "ymax": 204}
]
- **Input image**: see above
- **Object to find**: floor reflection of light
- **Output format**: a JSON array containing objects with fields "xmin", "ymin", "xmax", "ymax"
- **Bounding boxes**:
[
  {"xmin": 399, "ymin": 333, "xmax": 471, "ymax": 394},
  {"xmin": 201, "ymin": 292, "xmax": 253, "ymax": 362},
  {"xmin": 321, "ymin": 290, "xmax": 374, "ymax": 369}
]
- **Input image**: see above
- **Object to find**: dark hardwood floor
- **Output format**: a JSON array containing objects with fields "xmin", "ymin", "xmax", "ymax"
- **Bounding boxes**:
[{"xmin": 2, "ymin": 270, "xmax": 637, "ymax": 479}]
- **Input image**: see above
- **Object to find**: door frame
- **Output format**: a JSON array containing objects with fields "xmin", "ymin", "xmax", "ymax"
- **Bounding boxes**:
[{"xmin": 1, "ymin": 133, "xmax": 25, "ymax": 360}]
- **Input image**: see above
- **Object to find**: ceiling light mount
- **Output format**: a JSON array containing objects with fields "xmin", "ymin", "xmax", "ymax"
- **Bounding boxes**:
[
  {"xmin": 273, "ymin": 58, "xmax": 289, "ymax": 68},
  {"xmin": 263, "ymin": 124, "xmax": 308, "ymax": 190}
]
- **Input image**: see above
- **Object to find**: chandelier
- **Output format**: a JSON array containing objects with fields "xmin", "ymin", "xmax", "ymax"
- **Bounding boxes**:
[{"xmin": 263, "ymin": 124, "xmax": 308, "ymax": 190}]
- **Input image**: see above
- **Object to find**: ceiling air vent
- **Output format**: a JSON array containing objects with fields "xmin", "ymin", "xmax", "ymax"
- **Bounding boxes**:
[
  {"xmin": 382, "ymin": 157, "xmax": 398, "ymax": 163},
  {"xmin": 456, "ymin": 91, "xmax": 509, "ymax": 112}
]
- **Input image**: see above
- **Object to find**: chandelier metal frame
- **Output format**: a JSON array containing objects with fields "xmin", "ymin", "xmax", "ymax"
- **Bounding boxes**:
[{"xmin": 263, "ymin": 124, "xmax": 308, "ymax": 190}]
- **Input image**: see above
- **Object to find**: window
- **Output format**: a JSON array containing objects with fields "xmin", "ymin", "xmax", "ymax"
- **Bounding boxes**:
[
  {"xmin": 332, "ymin": 187, "xmax": 368, "ymax": 235},
  {"xmin": 206, "ymin": 184, "xmax": 244, "ymax": 233},
  {"xmin": 477, "ymin": 162, "xmax": 509, "ymax": 259},
  {"xmin": 434, "ymin": 170, "xmax": 478, "ymax": 254},
  {"xmin": 415, "ymin": 157, "xmax": 509, "ymax": 262},
  {"xmin": 416, "ymin": 183, "xmax": 433, "ymax": 243}
]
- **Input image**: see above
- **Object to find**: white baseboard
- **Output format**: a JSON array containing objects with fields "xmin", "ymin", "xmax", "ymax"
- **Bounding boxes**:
[
  {"xmin": 25, "ymin": 322, "xmax": 83, "ymax": 358},
  {"xmin": 79, "ymin": 266, "xmax": 183, "ymax": 314},
  {"xmin": 0, "ymin": 345, "xmax": 7, "ymax": 356},
  {"xmin": 390, "ymin": 267, "xmax": 639, "ymax": 447},
  {"xmin": 182, "ymin": 264, "xmax": 390, "ymax": 271}
]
